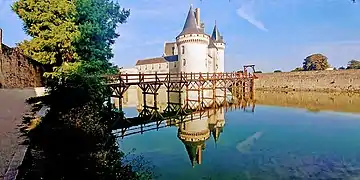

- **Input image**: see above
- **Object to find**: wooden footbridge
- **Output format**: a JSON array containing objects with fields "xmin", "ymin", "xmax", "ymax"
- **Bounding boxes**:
[{"xmin": 106, "ymin": 65, "xmax": 258, "ymax": 137}]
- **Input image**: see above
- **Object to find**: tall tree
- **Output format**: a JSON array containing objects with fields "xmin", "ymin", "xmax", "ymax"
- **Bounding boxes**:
[
  {"xmin": 12, "ymin": 0, "xmax": 80, "ymax": 76},
  {"xmin": 347, "ymin": 59, "xmax": 360, "ymax": 69},
  {"xmin": 74, "ymin": 0, "xmax": 130, "ymax": 73},
  {"xmin": 12, "ymin": 0, "xmax": 155, "ymax": 179},
  {"xmin": 303, "ymin": 53, "xmax": 330, "ymax": 71}
]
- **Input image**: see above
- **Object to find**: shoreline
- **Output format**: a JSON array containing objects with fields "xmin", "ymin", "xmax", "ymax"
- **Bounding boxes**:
[
  {"xmin": 254, "ymin": 90, "xmax": 360, "ymax": 114},
  {"xmin": 255, "ymin": 88, "xmax": 360, "ymax": 94}
]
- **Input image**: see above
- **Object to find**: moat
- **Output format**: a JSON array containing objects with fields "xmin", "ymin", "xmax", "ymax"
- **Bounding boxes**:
[{"xmin": 118, "ymin": 90, "xmax": 360, "ymax": 179}]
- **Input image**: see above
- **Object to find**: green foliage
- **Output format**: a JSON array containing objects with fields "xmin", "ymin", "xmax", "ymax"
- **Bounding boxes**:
[
  {"xmin": 12, "ymin": 0, "xmax": 80, "ymax": 76},
  {"xmin": 74, "ymin": 0, "xmax": 130, "ymax": 64},
  {"xmin": 19, "ymin": 69, "xmax": 141, "ymax": 180},
  {"xmin": 303, "ymin": 53, "xmax": 330, "ymax": 71},
  {"xmin": 12, "ymin": 0, "xmax": 129, "ymax": 77},
  {"xmin": 347, "ymin": 60, "xmax": 360, "ymax": 69},
  {"xmin": 339, "ymin": 66, "xmax": 346, "ymax": 70},
  {"xmin": 255, "ymin": 71, "xmax": 262, "ymax": 73},
  {"xmin": 291, "ymin": 67, "xmax": 304, "ymax": 72},
  {"xmin": 13, "ymin": 0, "xmax": 154, "ymax": 179},
  {"xmin": 274, "ymin": 70, "xmax": 282, "ymax": 73}
]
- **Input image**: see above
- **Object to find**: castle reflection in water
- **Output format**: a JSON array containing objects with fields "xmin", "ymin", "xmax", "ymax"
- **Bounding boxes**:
[{"xmin": 116, "ymin": 86, "xmax": 255, "ymax": 167}]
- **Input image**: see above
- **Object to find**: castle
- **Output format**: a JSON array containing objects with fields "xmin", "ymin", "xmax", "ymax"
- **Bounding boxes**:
[{"xmin": 121, "ymin": 5, "xmax": 225, "ymax": 74}]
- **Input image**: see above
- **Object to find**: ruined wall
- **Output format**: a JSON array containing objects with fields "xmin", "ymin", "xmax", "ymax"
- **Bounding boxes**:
[
  {"xmin": 255, "ymin": 70, "xmax": 360, "ymax": 93},
  {"xmin": 0, "ymin": 44, "xmax": 44, "ymax": 88}
]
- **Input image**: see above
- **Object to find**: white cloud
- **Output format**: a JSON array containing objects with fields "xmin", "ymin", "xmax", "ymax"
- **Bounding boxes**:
[{"xmin": 236, "ymin": 0, "xmax": 268, "ymax": 31}]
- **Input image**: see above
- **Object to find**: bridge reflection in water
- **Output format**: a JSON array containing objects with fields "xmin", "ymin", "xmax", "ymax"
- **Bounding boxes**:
[{"xmin": 112, "ymin": 87, "xmax": 255, "ymax": 167}]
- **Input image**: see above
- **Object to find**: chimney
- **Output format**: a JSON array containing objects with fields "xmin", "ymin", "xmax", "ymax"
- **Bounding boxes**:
[
  {"xmin": 195, "ymin": 8, "xmax": 200, "ymax": 27},
  {"xmin": 0, "ymin": 28, "xmax": 2, "ymax": 53}
]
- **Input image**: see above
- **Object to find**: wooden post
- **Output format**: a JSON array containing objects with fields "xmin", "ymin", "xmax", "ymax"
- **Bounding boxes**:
[
  {"xmin": 153, "ymin": 72, "xmax": 158, "ymax": 117},
  {"xmin": 199, "ymin": 72, "xmax": 202, "ymax": 110}
]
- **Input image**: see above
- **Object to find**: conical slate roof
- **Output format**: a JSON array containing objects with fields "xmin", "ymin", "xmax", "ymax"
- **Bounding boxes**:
[
  {"xmin": 177, "ymin": 5, "xmax": 203, "ymax": 37},
  {"xmin": 211, "ymin": 22, "xmax": 224, "ymax": 43},
  {"xmin": 208, "ymin": 38, "xmax": 218, "ymax": 49},
  {"xmin": 183, "ymin": 141, "xmax": 204, "ymax": 167}
]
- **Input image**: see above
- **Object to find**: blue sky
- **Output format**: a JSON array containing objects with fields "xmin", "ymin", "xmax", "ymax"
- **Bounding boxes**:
[{"xmin": 1, "ymin": 0, "xmax": 360, "ymax": 72}]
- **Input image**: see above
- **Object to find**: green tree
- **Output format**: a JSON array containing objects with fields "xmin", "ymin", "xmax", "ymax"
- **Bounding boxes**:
[
  {"xmin": 303, "ymin": 53, "xmax": 330, "ymax": 71},
  {"xmin": 74, "ymin": 0, "xmax": 130, "ymax": 73},
  {"xmin": 339, "ymin": 66, "xmax": 346, "ymax": 70},
  {"xmin": 13, "ymin": 0, "xmax": 155, "ymax": 179},
  {"xmin": 274, "ymin": 70, "xmax": 282, "ymax": 73},
  {"xmin": 347, "ymin": 59, "xmax": 360, "ymax": 69},
  {"xmin": 12, "ymin": 0, "xmax": 80, "ymax": 76}
]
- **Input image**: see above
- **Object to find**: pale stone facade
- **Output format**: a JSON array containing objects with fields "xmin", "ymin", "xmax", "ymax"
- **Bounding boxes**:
[{"xmin": 121, "ymin": 5, "xmax": 226, "ymax": 75}]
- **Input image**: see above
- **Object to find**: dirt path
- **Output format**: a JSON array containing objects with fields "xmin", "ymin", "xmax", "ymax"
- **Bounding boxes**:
[{"xmin": 0, "ymin": 89, "xmax": 36, "ymax": 179}]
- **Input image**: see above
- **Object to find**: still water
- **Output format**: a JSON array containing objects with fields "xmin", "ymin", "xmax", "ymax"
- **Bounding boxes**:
[{"xmin": 118, "ymin": 90, "xmax": 360, "ymax": 179}]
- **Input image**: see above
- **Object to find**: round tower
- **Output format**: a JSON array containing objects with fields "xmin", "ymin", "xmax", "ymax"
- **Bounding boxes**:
[
  {"xmin": 178, "ymin": 112, "xmax": 210, "ymax": 167},
  {"xmin": 211, "ymin": 22, "xmax": 225, "ymax": 73},
  {"xmin": 176, "ymin": 5, "xmax": 210, "ymax": 107},
  {"xmin": 176, "ymin": 5, "xmax": 210, "ymax": 73}
]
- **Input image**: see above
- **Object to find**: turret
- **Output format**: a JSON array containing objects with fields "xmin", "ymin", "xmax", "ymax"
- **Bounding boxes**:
[
  {"xmin": 176, "ymin": 5, "xmax": 210, "ymax": 73},
  {"xmin": 211, "ymin": 22, "xmax": 225, "ymax": 73},
  {"xmin": 176, "ymin": 5, "xmax": 210, "ymax": 107},
  {"xmin": 208, "ymin": 108, "xmax": 225, "ymax": 144},
  {"xmin": 178, "ymin": 112, "xmax": 210, "ymax": 167}
]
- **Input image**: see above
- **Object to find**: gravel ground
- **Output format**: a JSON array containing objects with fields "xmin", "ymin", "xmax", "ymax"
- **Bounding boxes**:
[{"xmin": 0, "ymin": 89, "xmax": 36, "ymax": 179}]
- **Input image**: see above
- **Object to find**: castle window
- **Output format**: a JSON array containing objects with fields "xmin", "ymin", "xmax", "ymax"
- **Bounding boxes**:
[
  {"xmin": 172, "ymin": 47, "xmax": 175, "ymax": 55},
  {"xmin": 152, "ymin": 64, "xmax": 154, "ymax": 69},
  {"xmin": 181, "ymin": 46, "xmax": 185, "ymax": 54},
  {"xmin": 145, "ymin": 65, "xmax": 148, "ymax": 70},
  {"xmin": 183, "ymin": 59, "xmax": 186, "ymax": 66},
  {"xmin": 174, "ymin": 63, "xmax": 177, "ymax": 67},
  {"xmin": 158, "ymin": 64, "xmax": 161, "ymax": 69},
  {"xmin": 167, "ymin": 63, "xmax": 169, "ymax": 68}
]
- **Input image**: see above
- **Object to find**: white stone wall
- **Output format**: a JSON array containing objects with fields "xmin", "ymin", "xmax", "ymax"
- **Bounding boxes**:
[
  {"xmin": 120, "ymin": 67, "xmax": 139, "ymax": 74},
  {"xmin": 136, "ymin": 62, "xmax": 170, "ymax": 74},
  {"xmin": 207, "ymin": 48, "xmax": 217, "ymax": 73},
  {"xmin": 177, "ymin": 34, "xmax": 210, "ymax": 108},
  {"xmin": 177, "ymin": 35, "xmax": 209, "ymax": 73},
  {"xmin": 215, "ymin": 43, "xmax": 225, "ymax": 73}
]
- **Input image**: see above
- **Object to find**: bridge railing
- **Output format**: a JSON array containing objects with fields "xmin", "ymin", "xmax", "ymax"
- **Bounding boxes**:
[{"xmin": 104, "ymin": 71, "xmax": 256, "ymax": 85}]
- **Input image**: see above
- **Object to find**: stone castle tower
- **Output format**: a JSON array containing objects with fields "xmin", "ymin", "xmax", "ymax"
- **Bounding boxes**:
[
  {"xmin": 128, "ymin": 5, "xmax": 226, "ymax": 75},
  {"xmin": 177, "ymin": 108, "xmax": 225, "ymax": 167},
  {"xmin": 176, "ymin": 5, "xmax": 226, "ymax": 74}
]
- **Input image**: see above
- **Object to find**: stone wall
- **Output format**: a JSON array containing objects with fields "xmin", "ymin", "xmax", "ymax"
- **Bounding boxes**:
[
  {"xmin": 255, "ymin": 70, "xmax": 360, "ymax": 93},
  {"xmin": 0, "ymin": 44, "xmax": 44, "ymax": 88}
]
